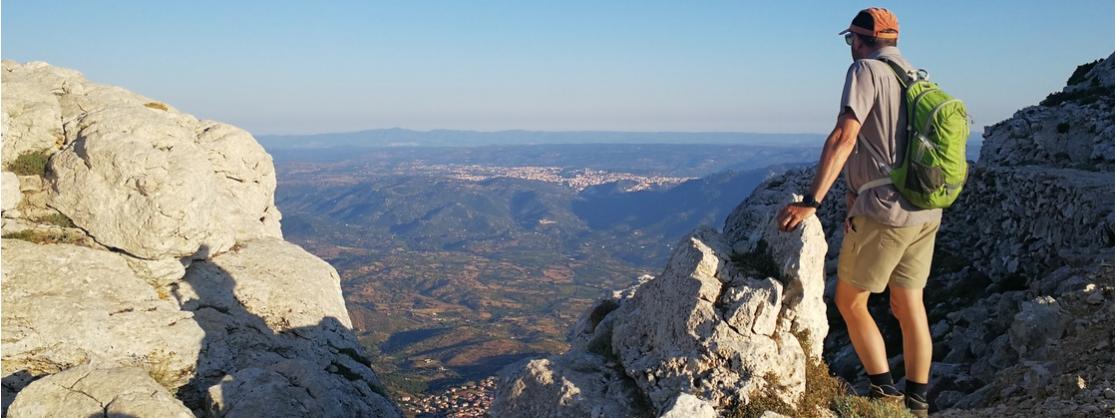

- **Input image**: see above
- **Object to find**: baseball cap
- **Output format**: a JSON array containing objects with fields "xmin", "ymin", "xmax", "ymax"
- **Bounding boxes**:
[{"xmin": 838, "ymin": 8, "xmax": 899, "ymax": 39}]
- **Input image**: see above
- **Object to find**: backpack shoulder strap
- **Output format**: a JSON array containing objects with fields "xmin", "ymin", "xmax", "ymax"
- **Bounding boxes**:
[{"xmin": 876, "ymin": 57, "xmax": 911, "ymax": 89}]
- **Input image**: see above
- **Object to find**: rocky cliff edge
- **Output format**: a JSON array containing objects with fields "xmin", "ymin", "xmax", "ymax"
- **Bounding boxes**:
[{"xmin": 0, "ymin": 61, "xmax": 402, "ymax": 418}]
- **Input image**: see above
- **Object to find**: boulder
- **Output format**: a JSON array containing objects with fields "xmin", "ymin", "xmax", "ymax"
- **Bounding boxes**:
[
  {"xmin": 1, "ymin": 239, "xmax": 204, "ymax": 393},
  {"xmin": 0, "ymin": 60, "xmax": 284, "ymax": 260},
  {"xmin": 6, "ymin": 365, "xmax": 194, "ymax": 418}
]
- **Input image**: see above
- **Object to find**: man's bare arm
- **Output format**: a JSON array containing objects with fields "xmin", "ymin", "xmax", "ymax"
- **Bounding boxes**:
[
  {"xmin": 808, "ymin": 111, "xmax": 862, "ymax": 203},
  {"xmin": 777, "ymin": 111, "xmax": 862, "ymax": 231}
]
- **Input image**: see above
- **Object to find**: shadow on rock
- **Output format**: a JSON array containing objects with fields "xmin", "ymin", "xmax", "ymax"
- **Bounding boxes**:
[{"xmin": 174, "ymin": 243, "xmax": 399, "ymax": 417}]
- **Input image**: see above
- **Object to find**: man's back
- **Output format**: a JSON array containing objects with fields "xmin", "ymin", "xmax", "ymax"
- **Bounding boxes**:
[{"xmin": 840, "ymin": 47, "xmax": 942, "ymax": 228}]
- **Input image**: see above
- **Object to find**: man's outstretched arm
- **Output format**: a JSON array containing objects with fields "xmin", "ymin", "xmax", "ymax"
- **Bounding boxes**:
[{"xmin": 777, "ymin": 110, "xmax": 862, "ymax": 231}]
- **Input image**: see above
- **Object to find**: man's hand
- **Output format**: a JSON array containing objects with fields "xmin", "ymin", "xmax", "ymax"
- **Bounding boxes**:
[{"xmin": 778, "ymin": 202, "xmax": 817, "ymax": 232}]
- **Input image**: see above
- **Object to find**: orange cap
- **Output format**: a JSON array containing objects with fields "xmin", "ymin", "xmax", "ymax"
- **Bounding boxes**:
[{"xmin": 839, "ymin": 8, "xmax": 899, "ymax": 39}]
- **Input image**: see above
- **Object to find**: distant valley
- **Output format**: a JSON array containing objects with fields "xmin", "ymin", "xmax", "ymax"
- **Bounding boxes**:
[{"xmin": 267, "ymin": 133, "xmax": 984, "ymax": 400}]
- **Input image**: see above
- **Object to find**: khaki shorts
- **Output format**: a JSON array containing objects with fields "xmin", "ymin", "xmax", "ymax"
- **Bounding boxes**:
[{"xmin": 838, "ymin": 216, "xmax": 940, "ymax": 293}]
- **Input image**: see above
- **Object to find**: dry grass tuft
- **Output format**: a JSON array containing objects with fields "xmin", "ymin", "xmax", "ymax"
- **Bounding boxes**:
[
  {"xmin": 1, "ymin": 229, "xmax": 82, "ymax": 245},
  {"xmin": 144, "ymin": 102, "xmax": 169, "ymax": 111},
  {"xmin": 726, "ymin": 331, "xmax": 910, "ymax": 418}
]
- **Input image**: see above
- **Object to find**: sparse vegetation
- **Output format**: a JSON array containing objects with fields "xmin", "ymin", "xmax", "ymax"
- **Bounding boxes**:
[
  {"xmin": 1, "ymin": 229, "xmax": 82, "ymax": 245},
  {"xmin": 144, "ymin": 102, "xmax": 169, "ymax": 111},
  {"xmin": 1057, "ymin": 122, "xmax": 1071, "ymax": 134},
  {"xmin": 1066, "ymin": 59, "xmax": 1103, "ymax": 86},
  {"xmin": 34, "ymin": 212, "xmax": 76, "ymax": 228},
  {"xmin": 727, "ymin": 331, "xmax": 912, "ymax": 418},
  {"xmin": 144, "ymin": 350, "xmax": 184, "ymax": 390},
  {"xmin": 1040, "ymin": 86, "xmax": 1113, "ymax": 107},
  {"xmin": 7, "ymin": 150, "xmax": 50, "ymax": 176}
]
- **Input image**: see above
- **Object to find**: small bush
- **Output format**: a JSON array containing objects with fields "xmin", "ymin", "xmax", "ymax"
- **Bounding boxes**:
[
  {"xmin": 144, "ymin": 102, "xmax": 169, "ymax": 111},
  {"xmin": 731, "ymin": 239, "xmax": 780, "ymax": 279},
  {"xmin": 1056, "ymin": 122, "xmax": 1071, "ymax": 134},
  {"xmin": 1066, "ymin": 59, "xmax": 1103, "ymax": 86},
  {"xmin": 7, "ymin": 150, "xmax": 50, "ymax": 176}
]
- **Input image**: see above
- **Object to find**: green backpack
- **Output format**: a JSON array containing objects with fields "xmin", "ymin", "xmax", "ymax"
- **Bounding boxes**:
[{"xmin": 858, "ymin": 59, "xmax": 970, "ymax": 209}]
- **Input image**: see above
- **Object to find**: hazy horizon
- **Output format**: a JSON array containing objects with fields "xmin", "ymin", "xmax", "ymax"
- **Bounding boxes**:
[{"xmin": 3, "ymin": 1, "xmax": 1113, "ymax": 136}]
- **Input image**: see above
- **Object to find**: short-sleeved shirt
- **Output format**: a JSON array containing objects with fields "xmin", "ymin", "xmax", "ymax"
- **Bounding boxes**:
[{"xmin": 840, "ymin": 46, "xmax": 942, "ymax": 228}]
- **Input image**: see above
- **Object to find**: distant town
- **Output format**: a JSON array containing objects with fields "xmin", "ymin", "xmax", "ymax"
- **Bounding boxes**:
[
  {"xmin": 405, "ymin": 163, "xmax": 694, "ymax": 191},
  {"xmin": 399, "ymin": 377, "xmax": 497, "ymax": 417}
]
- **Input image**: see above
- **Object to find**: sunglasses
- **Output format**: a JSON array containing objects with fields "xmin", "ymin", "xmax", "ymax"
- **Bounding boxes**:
[{"xmin": 844, "ymin": 33, "xmax": 855, "ymax": 46}]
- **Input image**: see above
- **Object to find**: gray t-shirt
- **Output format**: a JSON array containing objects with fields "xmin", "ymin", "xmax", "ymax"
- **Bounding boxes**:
[{"xmin": 840, "ymin": 46, "xmax": 942, "ymax": 228}]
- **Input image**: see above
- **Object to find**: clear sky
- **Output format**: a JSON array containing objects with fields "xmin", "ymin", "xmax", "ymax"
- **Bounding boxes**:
[{"xmin": 2, "ymin": 1, "xmax": 1113, "ymax": 136}]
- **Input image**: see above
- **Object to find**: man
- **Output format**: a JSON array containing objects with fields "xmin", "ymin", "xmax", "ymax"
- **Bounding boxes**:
[{"xmin": 775, "ymin": 7, "xmax": 940, "ymax": 417}]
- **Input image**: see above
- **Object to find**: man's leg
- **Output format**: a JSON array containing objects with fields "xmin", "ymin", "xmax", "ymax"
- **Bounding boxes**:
[
  {"xmin": 888, "ymin": 284, "xmax": 931, "ymax": 383},
  {"xmin": 835, "ymin": 278, "xmax": 889, "ymax": 375}
]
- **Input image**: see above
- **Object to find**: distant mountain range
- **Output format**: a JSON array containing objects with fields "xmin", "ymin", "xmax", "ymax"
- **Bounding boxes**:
[
  {"xmin": 259, "ymin": 128, "xmax": 984, "ymax": 163},
  {"xmin": 257, "ymin": 128, "xmax": 826, "ymax": 149}
]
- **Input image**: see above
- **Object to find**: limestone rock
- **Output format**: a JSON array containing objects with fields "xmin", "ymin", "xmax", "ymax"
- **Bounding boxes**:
[
  {"xmin": 0, "ymin": 60, "xmax": 398, "ymax": 416},
  {"xmin": 7, "ymin": 365, "xmax": 194, "ymax": 418},
  {"xmin": 489, "ymin": 352, "xmax": 649, "ymax": 418},
  {"xmin": 175, "ymin": 238, "xmax": 399, "ymax": 417},
  {"xmin": 1, "ymin": 61, "xmax": 68, "ymax": 167},
  {"xmin": 658, "ymin": 393, "xmax": 717, "ymax": 418},
  {"xmin": 495, "ymin": 188, "xmax": 829, "ymax": 415},
  {"xmin": 0, "ymin": 60, "xmax": 283, "ymax": 260},
  {"xmin": 2, "ymin": 171, "xmax": 20, "ymax": 214},
  {"xmin": 1, "ymin": 239, "xmax": 204, "ymax": 393},
  {"xmin": 980, "ymin": 53, "xmax": 1114, "ymax": 171}
]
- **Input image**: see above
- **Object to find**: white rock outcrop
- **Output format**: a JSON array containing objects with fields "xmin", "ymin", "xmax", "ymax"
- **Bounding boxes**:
[
  {"xmin": 492, "ymin": 184, "xmax": 829, "ymax": 415},
  {"xmin": 1, "ymin": 239, "xmax": 204, "ymax": 390},
  {"xmin": 1, "ymin": 61, "xmax": 400, "ymax": 417},
  {"xmin": 6, "ymin": 365, "xmax": 195, "ymax": 418}
]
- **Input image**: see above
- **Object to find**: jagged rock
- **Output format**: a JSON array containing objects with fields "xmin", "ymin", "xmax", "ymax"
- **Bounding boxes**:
[
  {"xmin": 980, "ymin": 54, "xmax": 1114, "ymax": 171},
  {"xmin": 489, "ymin": 352, "xmax": 648, "ymax": 418},
  {"xmin": 658, "ymin": 393, "xmax": 717, "ymax": 418},
  {"xmin": 6, "ymin": 365, "xmax": 194, "ymax": 418},
  {"xmin": 1, "ymin": 239, "xmax": 204, "ymax": 393},
  {"xmin": 2, "ymin": 171, "xmax": 20, "ymax": 214},
  {"xmin": 175, "ymin": 238, "xmax": 399, "ymax": 417},
  {"xmin": 495, "ymin": 190, "xmax": 829, "ymax": 415}
]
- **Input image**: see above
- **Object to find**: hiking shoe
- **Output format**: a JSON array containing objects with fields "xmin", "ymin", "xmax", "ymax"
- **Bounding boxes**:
[
  {"xmin": 867, "ymin": 383, "xmax": 904, "ymax": 401},
  {"xmin": 905, "ymin": 393, "xmax": 929, "ymax": 417}
]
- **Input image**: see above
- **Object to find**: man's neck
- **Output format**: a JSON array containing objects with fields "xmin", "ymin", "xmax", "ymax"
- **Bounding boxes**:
[{"xmin": 868, "ymin": 46, "xmax": 901, "ymax": 59}]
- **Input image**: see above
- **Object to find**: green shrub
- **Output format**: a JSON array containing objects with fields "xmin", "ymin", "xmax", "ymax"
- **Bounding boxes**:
[{"xmin": 7, "ymin": 150, "xmax": 50, "ymax": 176}]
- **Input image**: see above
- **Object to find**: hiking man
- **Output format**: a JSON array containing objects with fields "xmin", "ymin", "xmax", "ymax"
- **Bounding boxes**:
[{"xmin": 775, "ymin": 7, "xmax": 940, "ymax": 417}]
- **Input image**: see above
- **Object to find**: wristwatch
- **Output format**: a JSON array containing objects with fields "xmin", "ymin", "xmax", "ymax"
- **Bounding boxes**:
[{"xmin": 801, "ymin": 195, "xmax": 821, "ymax": 208}]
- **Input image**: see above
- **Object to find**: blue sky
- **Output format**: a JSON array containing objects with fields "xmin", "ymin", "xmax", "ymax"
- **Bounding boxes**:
[{"xmin": 3, "ymin": 1, "xmax": 1113, "ymax": 135}]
